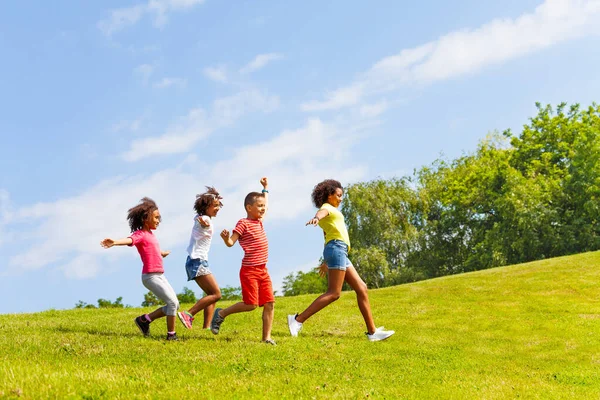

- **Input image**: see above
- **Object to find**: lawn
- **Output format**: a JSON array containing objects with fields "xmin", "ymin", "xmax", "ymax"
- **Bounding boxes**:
[{"xmin": 1, "ymin": 251, "xmax": 600, "ymax": 399}]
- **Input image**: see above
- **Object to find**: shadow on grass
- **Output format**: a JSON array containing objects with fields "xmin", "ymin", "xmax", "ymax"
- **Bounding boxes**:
[{"xmin": 48, "ymin": 325, "xmax": 217, "ymax": 342}]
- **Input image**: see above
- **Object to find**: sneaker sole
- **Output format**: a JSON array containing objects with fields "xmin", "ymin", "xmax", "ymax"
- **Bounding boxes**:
[
  {"xmin": 368, "ymin": 331, "xmax": 395, "ymax": 342},
  {"xmin": 177, "ymin": 312, "xmax": 192, "ymax": 329}
]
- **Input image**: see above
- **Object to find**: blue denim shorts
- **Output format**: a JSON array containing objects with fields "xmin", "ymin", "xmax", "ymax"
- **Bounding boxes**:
[
  {"xmin": 323, "ymin": 240, "xmax": 352, "ymax": 271},
  {"xmin": 185, "ymin": 256, "xmax": 212, "ymax": 281}
]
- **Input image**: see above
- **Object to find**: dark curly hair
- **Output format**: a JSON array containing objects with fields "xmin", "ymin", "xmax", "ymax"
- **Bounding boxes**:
[
  {"xmin": 194, "ymin": 186, "xmax": 223, "ymax": 215},
  {"xmin": 127, "ymin": 197, "xmax": 160, "ymax": 232},
  {"xmin": 311, "ymin": 179, "xmax": 343, "ymax": 208}
]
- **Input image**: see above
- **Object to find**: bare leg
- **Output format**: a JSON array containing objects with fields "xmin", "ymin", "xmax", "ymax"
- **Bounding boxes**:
[
  {"xmin": 148, "ymin": 307, "xmax": 166, "ymax": 321},
  {"xmin": 188, "ymin": 274, "xmax": 221, "ymax": 316},
  {"xmin": 166, "ymin": 315, "xmax": 176, "ymax": 332},
  {"xmin": 344, "ymin": 266, "xmax": 376, "ymax": 334},
  {"xmin": 203, "ymin": 303, "xmax": 215, "ymax": 329},
  {"xmin": 296, "ymin": 269, "xmax": 345, "ymax": 323},
  {"xmin": 262, "ymin": 302, "xmax": 274, "ymax": 341},
  {"xmin": 220, "ymin": 302, "xmax": 257, "ymax": 318}
]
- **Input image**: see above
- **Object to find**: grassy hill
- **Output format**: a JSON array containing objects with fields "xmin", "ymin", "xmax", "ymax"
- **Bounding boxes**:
[{"xmin": 2, "ymin": 251, "xmax": 600, "ymax": 399}]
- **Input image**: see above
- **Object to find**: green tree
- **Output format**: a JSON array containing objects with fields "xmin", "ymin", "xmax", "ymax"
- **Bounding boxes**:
[
  {"xmin": 177, "ymin": 287, "xmax": 197, "ymax": 304},
  {"xmin": 97, "ymin": 297, "xmax": 125, "ymax": 308},
  {"xmin": 220, "ymin": 286, "xmax": 242, "ymax": 300},
  {"xmin": 141, "ymin": 291, "xmax": 160, "ymax": 307},
  {"xmin": 282, "ymin": 268, "xmax": 327, "ymax": 296}
]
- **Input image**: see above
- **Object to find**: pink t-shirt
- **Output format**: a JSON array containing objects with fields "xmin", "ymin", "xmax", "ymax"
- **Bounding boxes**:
[{"xmin": 128, "ymin": 230, "xmax": 164, "ymax": 274}]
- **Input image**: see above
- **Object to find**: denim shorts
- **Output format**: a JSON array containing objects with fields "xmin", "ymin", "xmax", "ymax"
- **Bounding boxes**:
[
  {"xmin": 185, "ymin": 256, "xmax": 212, "ymax": 281},
  {"xmin": 323, "ymin": 240, "xmax": 352, "ymax": 271}
]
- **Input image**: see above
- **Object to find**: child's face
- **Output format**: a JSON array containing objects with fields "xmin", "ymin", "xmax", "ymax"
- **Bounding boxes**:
[
  {"xmin": 205, "ymin": 199, "xmax": 221, "ymax": 218},
  {"xmin": 246, "ymin": 197, "xmax": 266, "ymax": 220},
  {"xmin": 327, "ymin": 188, "xmax": 343, "ymax": 208},
  {"xmin": 145, "ymin": 209, "xmax": 161, "ymax": 230}
]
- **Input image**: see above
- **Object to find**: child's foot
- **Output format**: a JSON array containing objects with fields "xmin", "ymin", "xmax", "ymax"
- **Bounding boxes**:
[
  {"xmin": 366, "ymin": 327, "xmax": 395, "ymax": 342},
  {"xmin": 287, "ymin": 314, "xmax": 302, "ymax": 337},
  {"xmin": 134, "ymin": 315, "xmax": 150, "ymax": 337},
  {"xmin": 210, "ymin": 308, "xmax": 224, "ymax": 335},
  {"xmin": 166, "ymin": 332, "xmax": 179, "ymax": 341},
  {"xmin": 177, "ymin": 311, "xmax": 194, "ymax": 329},
  {"xmin": 263, "ymin": 338, "xmax": 277, "ymax": 346}
]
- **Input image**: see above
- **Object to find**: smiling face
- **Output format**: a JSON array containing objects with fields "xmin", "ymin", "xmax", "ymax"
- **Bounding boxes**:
[
  {"xmin": 205, "ymin": 199, "xmax": 222, "ymax": 218},
  {"xmin": 327, "ymin": 188, "xmax": 343, "ymax": 208},
  {"xmin": 145, "ymin": 209, "xmax": 161, "ymax": 230},
  {"xmin": 245, "ymin": 196, "xmax": 266, "ymax": 220}
]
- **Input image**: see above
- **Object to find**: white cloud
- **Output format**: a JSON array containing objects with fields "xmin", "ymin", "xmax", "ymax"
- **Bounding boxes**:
[
  {"xmin": 153, "ymin": 77, "xmax": 188, "ymax": 89},
  {"xmin": 359, "ymin": 101, "xmax": 389, "ymax": 118},
  {"xmin": 240, "ymin": 53, "xmax": 283, "ymax": 74},
  {"xmin": 98, "ymin": 0, "xmax": 206, "ymax": 36},
  {"xmin": 121, "ymin": 89, "xmax": 280, "ymax": 162},
  {"xmin": 4, "ymin": 118, "xmax": 365, "ymax": 279},
  {"xmin": 134, "ymin": 64, "xmax": 154, "ymax": 84},
  {"xmin": 302, "ymin": 0, "xmax": 600, "ymax": 111},
  {"xmin": 301, "ymin": 83, "xmax": 365, "ymax": 112},
  {"xmin": 203, "ymin": 66, "xmax": 228, "ymax": 83}
]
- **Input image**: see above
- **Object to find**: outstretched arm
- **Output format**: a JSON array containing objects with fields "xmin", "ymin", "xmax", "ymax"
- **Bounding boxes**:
[
  {"xmin": 306, "ymin": 209, "xmax": 329, "ymax": 226},
  {"xmin": 100, "ymin": 237, "xmax": 133, "ymax": 248},
  {"xmin": 220, "ymin": 229, "xmax": 240, "ymax": 247}
]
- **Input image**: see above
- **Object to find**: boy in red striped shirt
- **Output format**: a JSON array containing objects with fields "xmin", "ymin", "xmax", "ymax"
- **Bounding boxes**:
[{"xmin": 212, "ymin": 177, "xmax": 276, "ymax": 344}]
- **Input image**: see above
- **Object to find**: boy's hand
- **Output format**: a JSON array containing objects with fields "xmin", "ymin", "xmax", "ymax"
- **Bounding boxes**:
[
  {"xmin": 100, "ymin": 238, "xmax": 115, "ymax": 249},
  {"xmin": 161, "ymin": 250, "xmax": 171, "ymax": 258},
  {"xmin": 220, "ymin": 229, "xmax": 230, "ymax": 241},
  {"xmin": 260, "ymin": 177, "xmax": 268, "ymax": 189}
]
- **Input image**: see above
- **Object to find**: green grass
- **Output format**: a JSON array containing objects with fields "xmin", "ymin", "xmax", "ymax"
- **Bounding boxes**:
[{"xmin": 2, "ymin": 251, "xmax": 600, "ymax": 399}]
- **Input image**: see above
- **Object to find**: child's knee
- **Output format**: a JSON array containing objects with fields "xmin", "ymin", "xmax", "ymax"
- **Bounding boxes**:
[
  {"xmin": 263, "ymin": 302, "xmax": 274, "ymax": 311},
  {"xmin": 169, "ymin": 299, "xmax": 180, "ymax": 313},
  {"xmin": 356, "ymin": 282, "xmax": 368, "ymax": 296}
]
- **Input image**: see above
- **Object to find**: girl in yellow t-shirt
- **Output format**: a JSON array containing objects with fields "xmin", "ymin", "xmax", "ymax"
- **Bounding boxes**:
[{"xmin": 287, "ymin": 179, "xmax": 395, "ymax": 342}]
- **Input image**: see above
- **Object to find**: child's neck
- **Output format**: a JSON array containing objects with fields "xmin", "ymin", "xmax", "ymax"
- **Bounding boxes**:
[{"xmin": 246, "ymin": 214, "xmax": 261, "ymax": 221}]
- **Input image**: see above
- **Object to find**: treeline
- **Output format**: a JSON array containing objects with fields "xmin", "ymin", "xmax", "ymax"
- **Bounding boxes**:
[
  {"xmin": 283, "ymin": 103, "xmax": 600, "ymax": 294},
  {"xmin": 75, "ymin": 286, "xmax": 242, "ymax": 309}
]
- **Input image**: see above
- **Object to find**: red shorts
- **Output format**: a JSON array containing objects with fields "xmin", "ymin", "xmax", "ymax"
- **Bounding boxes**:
[{"xmin": 240, "ymin": 265, "xmax": 274, "ymax": 306}]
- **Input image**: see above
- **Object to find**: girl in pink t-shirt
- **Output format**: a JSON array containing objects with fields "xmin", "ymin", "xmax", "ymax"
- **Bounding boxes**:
[{"xmin": 100, "ymin": 197, "xmax": 180, "ymax": 340}]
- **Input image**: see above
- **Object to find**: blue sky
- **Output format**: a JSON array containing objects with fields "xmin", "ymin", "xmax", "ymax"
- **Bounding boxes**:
[{"xmin": 1, "ymin": 0, "xmax": 600, "ymax": 314}]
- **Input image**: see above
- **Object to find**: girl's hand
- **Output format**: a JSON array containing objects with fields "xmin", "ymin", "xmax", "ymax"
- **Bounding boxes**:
[
  {"xmin": 318, "ymin": 262, "xmax": 328, "ymax": 277},
  {"xmin": 306, "ymin": 217, "xmax": 320, "ymax": 226},
  {"xmin": 220, "ymin": 229, "xmax": 230, "ymax": 241},
  {"xmin": 260, "ymin": 177, "xmax": 268, "ymax": 189},
  {"xmin": 161, "ymin": 250, "xmax": 171, "ymax": 258},
  {"xmin": 197, "ymin": 215, "xmax": 210, "ymax": 227},
  {"xmin": 100, "ymin": 238, "xmax": 115, "ymax": 248}
]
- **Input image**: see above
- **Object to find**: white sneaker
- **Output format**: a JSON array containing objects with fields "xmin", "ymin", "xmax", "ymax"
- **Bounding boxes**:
[
  {"xmin": 366, "ymin": 327, "xmax": 395, "ymax": 342},
  {"xmin": 287, "ymin": 314, "xmax": 303, "ymax": 337}
]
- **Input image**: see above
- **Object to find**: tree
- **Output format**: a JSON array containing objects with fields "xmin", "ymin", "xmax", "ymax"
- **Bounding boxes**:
[
  {"xmin": 177, "ymin": 287, "xmax": 197, "ymax": 304},
  {"xmin": 142, "ymin": 291, "xmax": 160, "ymax": 307},
  {"xmin": 282, "ymin": 267, "xmax": 327, "ymax": 296},
  {"xmin": 97, "ymin": 297, "xmax": 126, "ymax": 308},
  {"xmin": 220, "ymin": 286, "xmax": 242, "ymax": 300}
]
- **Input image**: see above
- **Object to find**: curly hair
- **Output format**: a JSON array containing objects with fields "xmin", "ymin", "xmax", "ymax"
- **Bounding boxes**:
[
  {"xmin": 244, "ymin": 192, "xmax": 264, "ymax": 209},
  {"xmin": 194, "ymin": 186, "xmax": 223, "ymax": 215},
  {"xmin": 311, "ymin": 179, "xmax": 343, "ymax": 208},
  {"xmin": 127, "ymin": 197, "xmax": 160, "ymax": 232}
]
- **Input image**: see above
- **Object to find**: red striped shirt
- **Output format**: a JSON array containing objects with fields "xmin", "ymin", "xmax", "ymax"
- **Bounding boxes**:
[{"xmin": 234, "ymin": 218, "xmax": 268, "ymax": 267}]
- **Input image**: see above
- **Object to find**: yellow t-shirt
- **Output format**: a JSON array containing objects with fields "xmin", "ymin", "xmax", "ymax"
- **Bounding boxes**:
[{"xmin": 318, "ymin": 203, "xmax": 351, "ymax": 249}]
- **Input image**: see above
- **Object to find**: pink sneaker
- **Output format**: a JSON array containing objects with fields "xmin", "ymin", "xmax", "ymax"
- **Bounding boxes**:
[{"xmin": 177, "ymin": 311, "xmax": 194, "ymax": 329}]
